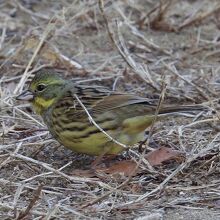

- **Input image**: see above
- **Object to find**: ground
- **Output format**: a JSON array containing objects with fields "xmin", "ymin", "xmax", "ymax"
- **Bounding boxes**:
[{"xmin": 0, "ymin": 0, "xmax": 220, "ymax": 219}]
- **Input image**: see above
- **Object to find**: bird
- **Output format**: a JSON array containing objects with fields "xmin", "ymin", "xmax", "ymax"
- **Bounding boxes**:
[{"xmin": 16, "ymin": 68, "xmax": 207, "ymax": 157}]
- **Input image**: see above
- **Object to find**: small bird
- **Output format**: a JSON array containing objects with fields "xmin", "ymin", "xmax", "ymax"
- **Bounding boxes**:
[{"xmin": 16, "ymin": 69, "xmax": 206, "ymax": 157}]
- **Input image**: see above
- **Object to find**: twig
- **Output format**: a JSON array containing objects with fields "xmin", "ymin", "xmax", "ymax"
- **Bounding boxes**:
[
  {"xmin": 163, "ymin": 62, "xmax": 220, "ymax": 119},
  {"xmin": 163, "ymin": 62, "xmax": 209, "ymax": 100},
  {"xmin": 0, "ymin": 18, "xmax": 7, "ymax": 50},
  {"xmin": 98, "ymin": 0, "xmax": 160, "ymax": 91},
  {"xmin": 17, "ymin": 185, "xmax": 43, "ymax": 220},
  {"xmin": 139, "ymin": 76, "xmax": 167, "ymax": 149},
  {"xmin": 99, "ymin": 0, "xmax": 134, "ymax": 69},
  {"xmin": 178, "ymin": 4, "xmax": 220, "ymax": 31},
  {"xmin": 10, "ymin": 153, "xmax": 103, "ymax": 184},
  {"xmin": 13, "ymin": 1, "xmax": 50, "ymax": 20},
  {"xmin": 183, "ymin": 117, "xmax": 219, "ymax": 128},
  {"xmin": 0, "ymin": 202, "xmax": 46, "ymax": 217},
  {"xmin": 115, "ymin": 5, "xmax": 171, "ymax": 56}
]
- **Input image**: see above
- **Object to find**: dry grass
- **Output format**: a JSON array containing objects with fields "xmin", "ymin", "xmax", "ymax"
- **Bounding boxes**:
[{"xmin": 1, "ymin": 0, "xmax": 220, "ymax": 219}]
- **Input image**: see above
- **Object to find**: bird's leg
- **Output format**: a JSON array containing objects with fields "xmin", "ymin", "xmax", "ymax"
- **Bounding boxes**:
[{"xmin": 138, "ymin": 130, "xmax": 150, "ymax": 153}]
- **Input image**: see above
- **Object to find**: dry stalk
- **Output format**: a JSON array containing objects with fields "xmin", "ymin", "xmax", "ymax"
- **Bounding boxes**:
[
  {"xmin": 17, "ymin": 185, "xmax": 43, "ymax": 220},
  {"xmin": 163, "ymin": 62, "xmax": 220, "ymax": 120},
  {"xmin": 12, "ymin": 1, "xmax": 49, "ymax": 20},
  {"xmin": 98, "ymin": 0, "xmax": 160, "ymax": 91},
  {"xmin": 0, "ymin": 202, "xmax": 46, "ymax": 217},
  {"xmin": 115, "ymin": 5, "xmax": 171, "ymax": 56},
  {"xmin": 178, "ymin": 4, "xmax": 220, "ymax": 31},
  {"xmin": 163, "ymin": 62, "xmax": 209, "ymax": 100},
  {"xmin": 0, "ymin": 18, "xmax": 7, "ymax": 50},
  {"xmin": 98, "ymin": 0, "xmax": 134, "ymax": 69},
  {"xmin": 10, "ymin": 152, "xmax": 100, "ymax": 184}
]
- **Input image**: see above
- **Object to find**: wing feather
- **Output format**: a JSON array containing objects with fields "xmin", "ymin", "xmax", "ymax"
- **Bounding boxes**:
[{"xmin": 74, "ymin": 85, "xmax": 156, "ymax": 114}]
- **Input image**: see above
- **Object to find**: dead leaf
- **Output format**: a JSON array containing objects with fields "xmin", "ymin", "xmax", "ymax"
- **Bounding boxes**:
[
  {"xmin": 97, "ymin": 160, "xmax": 138, "ymax": 176},
  {"xmin": 145, "ymin": 146, "xmax": 183, "ymax": 166},
  {"xmin": 70, "ymin": 169, "xmax": 95, "ymax": 178}
]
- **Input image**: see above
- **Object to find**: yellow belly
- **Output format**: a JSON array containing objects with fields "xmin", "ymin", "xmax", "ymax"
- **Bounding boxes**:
[
  {"xmin": 58, "ymin": 132, "xmax": 125, "ymax": 155},
  {"xmin": 50, "ymin": 114, "xmax": 154, "ymax": 156}
]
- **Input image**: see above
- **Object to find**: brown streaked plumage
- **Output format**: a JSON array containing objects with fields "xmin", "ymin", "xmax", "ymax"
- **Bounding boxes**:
[{"xmin": 16, "ymin": 69, "xmax": 207, "ymax": 156}]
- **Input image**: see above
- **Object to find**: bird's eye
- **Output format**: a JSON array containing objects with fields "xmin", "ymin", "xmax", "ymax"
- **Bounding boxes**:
[{"xmin": 36, "ymin": 84, "xmax": 46, "ymax": 92}]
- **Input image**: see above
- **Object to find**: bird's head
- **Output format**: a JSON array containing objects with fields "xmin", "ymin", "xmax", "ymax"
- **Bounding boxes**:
[{"xmin": 16, "ymin": 69, "xmax": 66, "ymax": 115}]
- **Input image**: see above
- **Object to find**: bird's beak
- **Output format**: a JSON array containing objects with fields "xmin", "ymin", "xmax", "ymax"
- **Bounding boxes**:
[{"xmin": 16, "ymin": 90, "xmax": 34, "ymax": 101}]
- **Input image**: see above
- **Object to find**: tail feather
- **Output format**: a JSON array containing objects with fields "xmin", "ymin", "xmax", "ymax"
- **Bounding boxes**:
[{"xmin": 158, "ymin": 105, "xmax": 208, "ymax": 115}]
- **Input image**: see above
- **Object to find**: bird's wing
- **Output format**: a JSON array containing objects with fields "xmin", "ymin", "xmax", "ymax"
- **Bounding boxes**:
[{"xmin": 73, "ymin": 85, "xmax": 156, "ymax": 114}]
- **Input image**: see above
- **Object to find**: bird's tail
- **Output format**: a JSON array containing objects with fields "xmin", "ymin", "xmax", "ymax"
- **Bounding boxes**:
[{"xmin": 158, "ymin": 104, "xmax": 209, "ymax": 116}]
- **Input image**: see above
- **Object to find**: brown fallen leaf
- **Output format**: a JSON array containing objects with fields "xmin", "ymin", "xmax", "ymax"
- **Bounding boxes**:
[
  {"xmin": 97, "ymin": 160, "xmax": 139, "ymax": 176},
  {"xmin": 70, "ymin": 169, "xmax": 96, "ymax": 178},
  {"xmin": 146, "ymin": 146, "xmax": 184, "ymax": 166}
]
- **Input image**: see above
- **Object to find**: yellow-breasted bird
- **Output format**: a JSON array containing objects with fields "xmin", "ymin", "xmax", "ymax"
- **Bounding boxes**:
[{"xmin": 16, "ymin": 69, "xmax": 207, "ymax": 156}]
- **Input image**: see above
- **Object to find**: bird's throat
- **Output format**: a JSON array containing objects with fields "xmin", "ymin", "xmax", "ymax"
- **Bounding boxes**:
[{"xmin": 33, "ymin": 97, "xmax": 56, "ymax": 115}]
